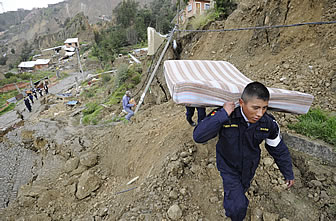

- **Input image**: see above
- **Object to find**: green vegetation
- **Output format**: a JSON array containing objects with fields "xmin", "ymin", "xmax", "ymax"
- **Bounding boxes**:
[
  {"xmin": 82, "ymin": 102, "xmax": 104, "ymax": 125},
  {"xmin": 215, "ymin": 0, "xmax": 237, "ymax": 18},
  {"xmin": 191, "ymin": 9, "xmax": 220, "ymax": 30},
  {"xmin": 0, "ymin": 71, "xmax": 53, "ymax": 87},
  {"xmin": 0, "ymin": 90, "xmax": 19, "ymax": 106},
  {"xmin": 79, "ymin": 63, "xmax": 142, "ymax": 125},
  {"xmin": 288, "ymin": 109, "xmax": 336, "ymax": 147},
  {"xmin": 92, "ymin": 0, "xmax": 176, "ymax": 68},
  {"xmin": 20, "ymin": 40, "xmax": 33, "ymax": 62},
  {"xmin": 0, "ymin": 103, "xmax": 15, "ymax": 116}
]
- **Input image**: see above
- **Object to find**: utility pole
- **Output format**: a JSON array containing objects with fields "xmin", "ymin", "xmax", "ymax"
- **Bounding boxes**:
[
  {"xmin": 135, "ymin": 26, "xmax": 176, "ymax": 114},
  {"xmin": 76, "ymin": 47, "xmax": 84, "ymax": 79},
  {"xmin": 0, "ymin": 2, "xmax": 5, "ymax": 13}
]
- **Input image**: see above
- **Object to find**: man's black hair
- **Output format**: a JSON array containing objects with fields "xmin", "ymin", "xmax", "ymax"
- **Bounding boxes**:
[{"xmin": 241, "ymin": 82, "xmax": 270, "ymax": 102}]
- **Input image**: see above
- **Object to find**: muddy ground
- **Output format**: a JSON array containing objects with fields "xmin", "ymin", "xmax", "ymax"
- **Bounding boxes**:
[{"xmin": 0, "ymin": 0, "xmax": 336, "ymax": 220}]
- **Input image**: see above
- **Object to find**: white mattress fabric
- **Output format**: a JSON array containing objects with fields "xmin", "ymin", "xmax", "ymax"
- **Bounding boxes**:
[{"xmin": 164, "ymin": 60, "xmax": 314, "ymax": 114}]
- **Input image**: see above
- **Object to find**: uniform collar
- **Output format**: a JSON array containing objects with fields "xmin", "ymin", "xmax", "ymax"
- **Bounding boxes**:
[{"xmin": 240, "ymin": 107, "xmax": 249, "ymax": 123}]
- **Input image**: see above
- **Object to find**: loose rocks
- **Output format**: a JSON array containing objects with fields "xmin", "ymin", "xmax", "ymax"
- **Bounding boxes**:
[
  {"xmin": 167, "ymin": 204, "xmax": 183, "ymax": 220},
  {"xmin": 79, "ymin": 152, "xmax": 98, "ymax": 168},
  {"xmin": 76, "ymin": 170, "xmax": 101, "ymax": 199}
]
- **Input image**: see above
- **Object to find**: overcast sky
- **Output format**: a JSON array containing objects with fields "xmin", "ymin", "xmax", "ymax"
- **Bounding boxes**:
[{"xmin": 1, "ymin": 0, "xmax": 65, "ymax": 13}]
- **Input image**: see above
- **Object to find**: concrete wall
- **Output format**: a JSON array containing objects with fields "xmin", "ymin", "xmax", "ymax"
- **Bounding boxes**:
[{"xmin": 282, "ymin": 133, "xmax": 336, "ymax": 166}]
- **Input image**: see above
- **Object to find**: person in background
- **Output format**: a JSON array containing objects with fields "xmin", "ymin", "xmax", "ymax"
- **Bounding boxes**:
[
  {"xmin": 185, "ymin": 106, "xmax": 206, "ymax": 126},
  {"xmin": 193, "ymin": 82, "xmax": 294, "ymax": 221},
  {"xmin": 28, "ymin": 92, "xmax": 34, "ymax": 104},
  {"xmin": 122, "ymin": 91, "xmax": 136, "ymax": 122},
  {"xmin": 44, "ymin": 83, "xmax": 49, "ymax": 95},
  {"xmin": 38, "ymin": 88, "xmax": 43, "ymax": 97},
  {"xmin": 16, "ymin": 110, "xmax": 24, "ymax": 120},
  {"xmin": 32, "ymin": 88, "xmax": 38, "ymax": 100},
  {"xmin": 24, "ymin": 96, "xmax": 32, "ymax": 112}
]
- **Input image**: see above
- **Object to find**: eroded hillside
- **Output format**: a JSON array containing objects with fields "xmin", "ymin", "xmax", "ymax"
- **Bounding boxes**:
[{"xmin": 0, "ymin": 0, "xmax": 335, "ymax": 220}]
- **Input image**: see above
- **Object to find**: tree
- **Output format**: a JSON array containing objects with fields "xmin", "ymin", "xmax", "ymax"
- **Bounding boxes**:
[
  {"xmin": 0, "ymin": 55, "xmax": 8, "ymax": 65},
  {"xmin": 114, "ymin": 0, "xmax": 139, "ymax": 29},
  {"xmin": 215, "ymin": 0, "xmax": 237, "ymax": 18},
  {"xmin": 20, "ymin": 40, "xmax": 33, "ymax": 62}
]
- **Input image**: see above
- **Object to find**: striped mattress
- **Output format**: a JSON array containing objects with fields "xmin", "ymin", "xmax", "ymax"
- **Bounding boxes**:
[{"xmin": 163, "ymin": 60, "xmax": 314, "ymax": 114}]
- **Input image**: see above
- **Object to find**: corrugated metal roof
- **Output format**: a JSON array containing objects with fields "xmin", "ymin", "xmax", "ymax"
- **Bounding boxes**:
[
  {"xmin": 64, "ymin": 38, "xmax": 79, "ymax": 44},
  {"xmin": 35, "ymin": 59, "xmax": 50, "ymax": 65},
  {"xmin": 18, "ymin": 61, "xmax": 36, "ymax": 68}
]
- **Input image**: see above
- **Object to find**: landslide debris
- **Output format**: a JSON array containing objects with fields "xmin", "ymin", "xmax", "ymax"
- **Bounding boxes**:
[{"xmin": 1, "ymin": 0, "xmax": 336, "ymax": 220}]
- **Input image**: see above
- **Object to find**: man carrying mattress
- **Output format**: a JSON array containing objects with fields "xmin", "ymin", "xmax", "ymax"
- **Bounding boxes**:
[{"xmin": 193, "ymin": 82, "xmax": 294, "ymax": 221}]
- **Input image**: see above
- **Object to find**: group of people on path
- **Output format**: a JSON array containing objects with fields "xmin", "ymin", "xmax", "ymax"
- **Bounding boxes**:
[
  {"xmin": 23, "ymin": 84, "xmax": 49, "ymax": 113},
  {"xmin": 122, "ymin": 82, "xmax": 295, "ymax": 221}
]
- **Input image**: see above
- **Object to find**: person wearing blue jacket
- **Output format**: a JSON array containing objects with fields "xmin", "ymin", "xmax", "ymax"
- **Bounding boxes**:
[
  {"xmin": 193, "ymin": 82, "xmax": 294, "ymax": 221},
  {"xmin": 122, "ymin": 91, "xmax": 135, "ymax": 121}
]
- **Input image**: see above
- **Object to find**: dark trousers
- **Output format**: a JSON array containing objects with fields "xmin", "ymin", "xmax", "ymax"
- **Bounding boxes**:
[
  {"xmin": 186, "ymin": 107, "xmax": 206, "ymax": 123},
  {"xmin": 220, "ymin": 171, "xmax": 249, "ymax": 221}
]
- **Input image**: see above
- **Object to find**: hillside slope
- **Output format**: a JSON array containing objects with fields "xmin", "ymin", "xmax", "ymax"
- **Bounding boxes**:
[{"xmin": 0, "ymin": 0, "xmax": 335, "ymax": 220}]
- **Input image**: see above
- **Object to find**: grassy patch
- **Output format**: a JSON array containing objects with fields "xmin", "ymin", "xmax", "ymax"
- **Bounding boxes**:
[
  {"xmin": 0, "ymin": 90, "xmax": 19, "ymax": 106},
  {"xmin": 0, "ymin": 71, "xmax": 53, "ymax": 87},
  {"xmin": 190, "ymin": 10, "xmax": 219, "ymax": 30},
  {"xmin": 288, "ymin": 109, "xmax": 336, "ymax": 147},
  {"xmin": 82, "ymin": 102, "xmax": 103, "ymax": 125},
  {"xmin": 0, "ymin": 103, "xmax": 15, "ymax": 116}
]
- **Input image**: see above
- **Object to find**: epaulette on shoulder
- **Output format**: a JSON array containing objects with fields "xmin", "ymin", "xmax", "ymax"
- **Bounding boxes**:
[{"xmin": 207, "ymin": 107, "xmax": 222, "ymax": 117}]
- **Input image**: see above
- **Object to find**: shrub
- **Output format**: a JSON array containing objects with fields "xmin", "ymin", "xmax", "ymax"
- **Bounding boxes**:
[
  {"xmin": 115, "ymin": 64, "xmax": 129, "ymax": 87},
  {"xmin": 18, "ymin": 73, "xmax": 31, "ymax": 80},
  {"xmin": 102, "ymin": 74, "xmax": 112, "ymax": 84},
  {"xmin": 5, "ymin": 72, "xmax": 14, "ymax": 78},
  {"xmin": 191, "ymin": 10, "xmax": 219, "ymax": 30},
  {"xmin": 82, "ymin": 102, "xmax": 103, "ymax": 125},
  {"xmin": 288, "ymin": 109, "xmax": 336, "ymax": 147}
]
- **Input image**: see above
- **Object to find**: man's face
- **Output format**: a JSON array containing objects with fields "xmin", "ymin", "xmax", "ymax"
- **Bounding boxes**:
[{"xmin": 239, "ymin": 97, "xmax": 268, "ymax": 123}]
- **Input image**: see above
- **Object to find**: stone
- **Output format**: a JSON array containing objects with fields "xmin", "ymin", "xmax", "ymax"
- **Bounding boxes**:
[
  {"xmin": 76, "ymin": 170, "xmax": 101, "ymax": 199},
  {"xmin": 180, "ymin": 152, "xmax": 189, "ymax": 158},
  {"xmin": 283, "ymin": 63, "xmax": 290, "ymax": 69},
  {"xmin": 273, "ymin": 164, "xmax": 279, "ymax": 170},
  {"xmin": 280, "ymin": 218, "xmax": 290, "ymax": 221},
  {"xmin": 263, "ymin": 211, "xmax": 279, "ymax": 221},
  {"xmin": 80, "ymin": 152, "xmax": 98, "ymax": 167},
  {"xmin": 251, "ymin": 208, "xmax": 263, "ymax": 221},
  {"xmin": 311, "ymin": 180, "xmax": 322, "ymax": 188},
  {"xmin": 64, "ymin": 157, "xmax": 80, "ymax": 173},
  {"xmin": 180, "ymin": 188, "xmax": 187, "ymax": 196},
  {"xmin": 167, "ymin": 204, "xmax": 182, "ymax": 220},
  {"xmin": 263, "ymin": 157, "xmax": 274, "ymax": 166},
  {"xmin": 320, "ymin": 191, "xmax": 329, "ymax": 200},
  {"xmin": 209, "ymin": 196, "xmax": 219, "ymax": 203},
  {"xmin": 190, "ymin": 164, "xmax": 201, "ymax": 174},
  {"xmin": 70, "ymin": 164, "xmax": 88, "ymax": 176},
  {"xmin": 169, "ymin": 190, "xmax": 179, "ymax": 200}
]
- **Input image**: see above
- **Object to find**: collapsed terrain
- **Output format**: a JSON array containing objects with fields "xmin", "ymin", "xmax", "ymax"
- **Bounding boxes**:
[{"xmin": 0, "ymin": 0, "xmax": 336, "ymax": 220}]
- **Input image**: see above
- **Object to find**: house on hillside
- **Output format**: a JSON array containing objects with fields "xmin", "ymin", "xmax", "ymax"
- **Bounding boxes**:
[
  {"xmin": 34, "ymin": 59, "xmax": 50, "ymax": 70},
  {"xmin": 18, "ymin": 59, "xmax": 50, "ymax": 72},
  {"xmin": 64, "ymin": 38, "xmax": 79, "ymax": 49},
  {"xmin": 185, "ymin": 0, "xmax": 214, "ymax": 18},
  {"xmin": 18, "ymin": 61, "xmax": 36, "ymax": 72}
]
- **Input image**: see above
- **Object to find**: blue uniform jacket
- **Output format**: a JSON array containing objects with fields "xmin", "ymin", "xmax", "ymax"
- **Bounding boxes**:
[
  {"xmin": 193, "ymin": 107, "xmax": 294, "ymax": 188},
  {"xmin": 122, "ymin": 95, "xmax": 134, "ymax": 110}
]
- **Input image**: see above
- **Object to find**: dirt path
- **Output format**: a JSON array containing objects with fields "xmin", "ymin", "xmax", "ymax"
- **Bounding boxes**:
[{"xmin": 0, "ymin": 71, "xmax": 82, "ymax": 129}]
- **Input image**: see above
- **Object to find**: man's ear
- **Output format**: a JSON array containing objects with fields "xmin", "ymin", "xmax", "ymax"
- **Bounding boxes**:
[{"xmin": 239, "ymin": 98, "xmax": 244, "ymax": 107}]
